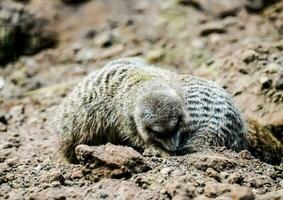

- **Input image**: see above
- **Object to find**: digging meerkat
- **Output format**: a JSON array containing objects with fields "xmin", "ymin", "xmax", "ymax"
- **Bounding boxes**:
[{"xmin": 56, "ymin": 58, "xmax": 247, "ymax": 163}]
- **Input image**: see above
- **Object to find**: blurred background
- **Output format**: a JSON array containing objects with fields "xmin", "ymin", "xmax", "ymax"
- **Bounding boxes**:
[
  {"xmin": 1, "ymin": 0, "xmax": 283, "ymax": 199},
  {"xmin": 1, "ymin": 0, "xmax": 283, "ymax": 159}
]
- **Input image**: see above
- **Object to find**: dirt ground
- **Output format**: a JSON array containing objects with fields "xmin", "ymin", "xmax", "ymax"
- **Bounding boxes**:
[{"xmin": 1, "ymin": 0, "xmax": 283, "ymax": 199}]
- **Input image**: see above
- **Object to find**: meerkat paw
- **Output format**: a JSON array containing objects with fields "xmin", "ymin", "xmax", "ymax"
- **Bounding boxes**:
[{"xmin": 143, "ymin": 145, "xmax": 170, "ymax": 157}]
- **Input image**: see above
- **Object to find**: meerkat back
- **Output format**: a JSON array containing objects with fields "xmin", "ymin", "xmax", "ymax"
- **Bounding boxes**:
[{"xmin": 177, "ymin": 75, "xmax": 247, "ymax": 152}]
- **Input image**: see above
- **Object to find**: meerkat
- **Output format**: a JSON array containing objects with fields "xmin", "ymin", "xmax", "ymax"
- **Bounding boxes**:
[{"xmin": 56, "ymin": 57, "xmax": 247, "ymax": 163}]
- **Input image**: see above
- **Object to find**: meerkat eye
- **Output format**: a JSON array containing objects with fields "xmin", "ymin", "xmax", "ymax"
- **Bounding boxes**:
[
  {"xmin": 145, "ymin": 127, "xmax": 165, "ymax": 139},
  {"xmin": 172, "ymin": 116, "xmax": 182, "ymax": 133}
]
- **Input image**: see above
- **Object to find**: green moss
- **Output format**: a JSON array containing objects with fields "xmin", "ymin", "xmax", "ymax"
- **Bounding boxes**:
[
  {"xmin": 159, "ymin": 1, "xmax": 187, "ymax": 35},
  {"xmin": 247, "ymin": 119, "xmax": 283, "ymax": 165},
  {"xmin": 164, "ymin": 46, "xmax": 188, "ymax": 64},
  {"xmin": 0, "ymin": 6, "xmax": 57, "ymax": 65},
  {"xmin": 24, "ymin": 36, "xmax": 40, "ymax": 55},
  {"xmin": 146, "ymin": 49, "xmax": 165, "ymax": 64},
  {"xmin": 0, "ymin": 26, "xmax": 17, "ymax": 62},
  {"xmin": 129, "ymin": 71, "xmax": 153, "ymax": 84}
]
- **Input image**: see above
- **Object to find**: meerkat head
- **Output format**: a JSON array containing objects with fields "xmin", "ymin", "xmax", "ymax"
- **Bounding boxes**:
[{"xmin": 133, "ymin": 82, "xmax": 190, "ymax": 153}]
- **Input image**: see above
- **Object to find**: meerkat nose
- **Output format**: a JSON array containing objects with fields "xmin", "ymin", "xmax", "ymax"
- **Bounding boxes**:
[{"xmin": 166, "ymin": 131, "xmax": 181, "ymax": 152}]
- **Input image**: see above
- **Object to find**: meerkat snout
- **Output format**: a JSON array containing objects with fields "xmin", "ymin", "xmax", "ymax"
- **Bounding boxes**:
[
  {"xmin": 153, "ymin": 131, "xmax": 181, "ymax": 152},
  {"xmin": 133, "ymin": 85, "xmax": 190, "ymax": 152}
]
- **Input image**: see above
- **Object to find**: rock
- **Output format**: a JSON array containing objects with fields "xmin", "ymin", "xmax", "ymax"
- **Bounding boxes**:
[
  {"xmin": 205, "ymin": 168, "xmax": 220, "ymax": 181},
  {"xmin": 74, "ymin": 48, "xmax": 96, "ymax": 63},
  {"xmin": 94, "ymin": 32, "xmax": 115, "ymax": 48},
  {"xmin": 239, "ymin": 150, "xmax": 253, "ymax": 160},
  {"xmin": 146, "ymin": 49, "xmax": 165, "ymax": 63},
  {"xmin": 86, "ymin": 179, "xmax": 142, "ymax": 199},
  {"xmin": 143, "ymin": 146, "xmax": 170, "ymax": 157},
  {"xmin": 75, "ymin": 144, "xmax": 150, "ymax": 180},
  {"xmin": 252, "ymin": 175, "xmax": 274, "ymax": 188},
  {"xmin": 179, "ymin": 1, "xmax": 280, "ymax": 18},
  {"xmin": 0, "ymin": 1, "xmax": 57, "ymax": 65},
  {"xmin": 71, "ymin": 168, "xmax": 83, "ymax": 179},
  {"xmin": 0, "ymin": 150, "xmax": 10, "ymax": 162},
  {"xmin": 257, "ymin": 189, "xmax": 283, "ymax": 200},
  {"xmin": 227, "ymin": 172, "xmax": 244, "ymax": 184},
  {"xmin": 259, "ymin": 76, "xmax": 272, "ymax": 90},
  {"xmin": 135, "ymin": 177, "xmax": 151, "ymax": 189},
  {"xmin": 180, "ymin": 0, "xmax": 244, "ymax": 17},
  {"xmin": 3, "ymin": 136, "xmax": 21, "ymax": 149},
  {"xmin": 6, "ymin": 158, "xmax": 22, "ymax": 168},
  {"xmin": 200, "ymin": 22, "xmax": 226, "ymax": 36},
  {"xmin": 8, "ymin": 137, "xmax": 20, "ymax": 146},
  {"xmin": 220, "ymin": 171, "xmax": 229, "ymax": 180},
  {"xmin": 264, "ymin": 63, "xmax": 280, "ymax": 73},
  {"xmin": 0, "ymin": 171, "xmax": 8, "ymax": 184},
  {"xmin": 245, "ymin": 0, "xmax": 263, "ymax": 11},
  {"xmin": 134, "ymin": 1, "xmax": 149, "ymax": 13},
  {"xmin": 7, "ymin": 105, "xmax": 25, "ymax": 124},
  {"xmin": 0, "ymin": 122, "xmax": 7, "ymax": 132},
  {"xmin": 246, "ymin": 0, "xmax": 280, "ymax": 12},
  {"xmin": 160, "ymin": 167, "xmax": 174, "ymax": 175},
  {"xmin": 230, "ymin": 186, "xmax": 255, "ymax": 200},
  {"xmin": 242, "ymin": 50, "xmax": 258, "ymax": 63},
  {"xmin": 9, "ymin": 105, "xmax": 25, "ymax": 116},
  {"xmin": 42, "ymin": 169, "xmax": 65, "ymax": 184},
  {"xmin": 204, "ymin": 182, "xmax": 231, "ymax": 198},
  {"xmin": 177, "ymin": 0, "xmax": 201, "ymax": 9},
  {"xmin": 159, "ymin": 180, "xmax": 196, "ymax": 200}
]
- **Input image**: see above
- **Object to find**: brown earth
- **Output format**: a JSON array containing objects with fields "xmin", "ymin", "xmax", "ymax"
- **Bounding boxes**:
[{"xmin": 0, "ymin": 0, "xmax": 283, "ymax": 199}]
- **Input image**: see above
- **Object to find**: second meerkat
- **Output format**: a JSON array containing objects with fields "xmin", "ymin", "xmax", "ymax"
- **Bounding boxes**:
[{"xmin": 57, "ymin": 58, "xmax": 247, "ymax": 163}]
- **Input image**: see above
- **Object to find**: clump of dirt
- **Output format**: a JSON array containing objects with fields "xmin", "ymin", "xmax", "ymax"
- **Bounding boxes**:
[
  {"xmin": 0, "ymin": 0, "xmax": 283, "ymax": 199},
  {"xmin": 75, "ymin": 144, "xmax": 150, "ymax": 181}
]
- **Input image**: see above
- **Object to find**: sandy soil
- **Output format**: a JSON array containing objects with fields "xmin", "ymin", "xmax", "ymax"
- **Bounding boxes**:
[{"xmin": 0, "ymin": 0, "xmax": 283, "ymax": 199}]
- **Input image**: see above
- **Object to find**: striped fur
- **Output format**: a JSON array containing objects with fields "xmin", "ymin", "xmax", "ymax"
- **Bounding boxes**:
[
  {"xmin": 57, "ymin": 58, "xmax": 247, "ymax": 163},
  {"xmin": 178, "ymin": 75, "xmax": 247, "ymax": 152}
]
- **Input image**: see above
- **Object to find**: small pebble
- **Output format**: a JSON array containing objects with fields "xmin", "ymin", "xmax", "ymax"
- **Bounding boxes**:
[
  {"xmin": 205, "ymin": 168, "xmax": 221, "ymax": 182},
  {"xmin": 239, "ymin": 150, "xmax": 253, "ymax": 160},
  {"xmin": 228, "ymin": 172, "xmax": 244, "ymax": 184},
  {"xmin": 242, "ymin": 50, "xmax": 258, "ymax": 63},
  {"xmin": 230, "ymin": 187, "xmax": 255, "ymax": 200}
]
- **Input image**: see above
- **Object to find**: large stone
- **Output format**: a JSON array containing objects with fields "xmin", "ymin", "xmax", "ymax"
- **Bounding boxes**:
[{"xmin": 75, "ymin": 143, "xmax": 150, "ymax": 181}]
